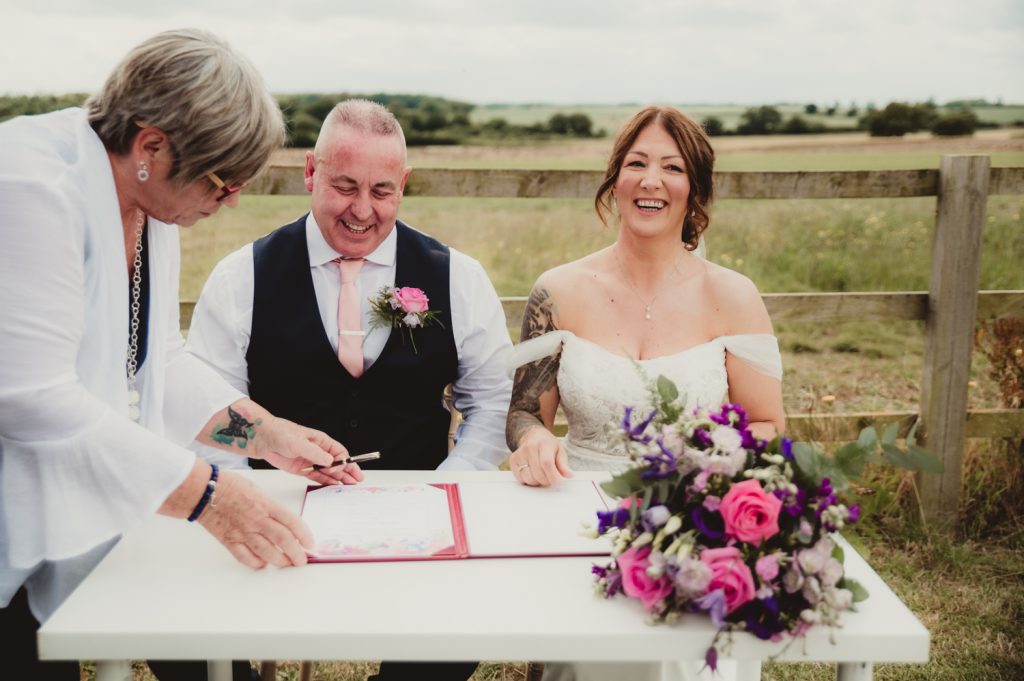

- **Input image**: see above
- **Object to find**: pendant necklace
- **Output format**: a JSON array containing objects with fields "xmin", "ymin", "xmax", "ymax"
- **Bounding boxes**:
[
  {"xmin": 126, "ymin": 209, "xmax": 144, "ymax": 421},
  {"xmin": 616, "ymin": 247, "xmax": 681, "ymax": 321}
]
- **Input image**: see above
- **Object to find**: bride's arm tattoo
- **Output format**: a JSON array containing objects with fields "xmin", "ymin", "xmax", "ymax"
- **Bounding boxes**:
[{"xmin": 506, "ymin": 286, "xmax": 560, "ymax": 449}]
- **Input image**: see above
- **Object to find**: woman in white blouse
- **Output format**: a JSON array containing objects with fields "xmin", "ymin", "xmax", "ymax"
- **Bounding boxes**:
[{"xmin": 0, "ymin": 29, "xmax": 362, "ymax": 680}]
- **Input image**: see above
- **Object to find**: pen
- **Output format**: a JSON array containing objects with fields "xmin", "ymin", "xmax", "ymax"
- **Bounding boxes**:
[{"xmin": 309, "ymin": 451, "xmax": 381, "ymax": 471}]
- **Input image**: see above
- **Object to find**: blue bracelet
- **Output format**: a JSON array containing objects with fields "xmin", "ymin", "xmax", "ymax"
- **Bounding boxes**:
[{"xmin": 187, "ymin": 464, "xmax": 219, "ymax": 523}]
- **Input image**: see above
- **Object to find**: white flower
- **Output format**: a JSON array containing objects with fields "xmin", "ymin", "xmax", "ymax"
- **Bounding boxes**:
[
  {"xmin": 820, "ymin": 558, "xmax": 844, "ymax": 587},
  {"xmin": 824, "ymin": 587, "xmax": 854, "ymax": 611},
  {"xmin": 802, "ymin": 576, "xmax": 822, "ymax": 605},
  {"xmin": 711, "ymin": 426, "xmax": 744, "ymax": 455},
  {"xmin": 783, "ymin": 566, "xmax": 804, "ymax": 593},
  {"xmin": 403, "ymin": 313, "xmax": 422, "ymax": 327},
  {"xmin": 674, "ymin": 556, "xmax": 712, "ymax": 597},
  {"xmin": 797, "ymin": 547, "xmax": 827, "ymax": 575}
]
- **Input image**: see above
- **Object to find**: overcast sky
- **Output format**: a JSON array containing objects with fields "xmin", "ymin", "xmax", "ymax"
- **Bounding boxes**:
[{"xmin": 1, "ymin": 0, "xmax": 1021, "ymax": 106}]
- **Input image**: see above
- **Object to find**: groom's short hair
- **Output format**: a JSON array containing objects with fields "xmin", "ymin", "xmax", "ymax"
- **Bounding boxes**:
[{"xmin": 314, "ymin": 99, "xmax": 407, "ymax": 163}]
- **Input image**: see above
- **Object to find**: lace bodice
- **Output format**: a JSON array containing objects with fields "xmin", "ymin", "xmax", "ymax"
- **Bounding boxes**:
[{"xmin": 510, "ymin": 331, "xmax": 782, "ymax": 472}]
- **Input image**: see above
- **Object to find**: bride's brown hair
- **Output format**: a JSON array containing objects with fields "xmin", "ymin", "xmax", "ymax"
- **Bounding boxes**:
[{"xmin": 595, "ymin": 106, "xmax": 715, "ymax": 251}]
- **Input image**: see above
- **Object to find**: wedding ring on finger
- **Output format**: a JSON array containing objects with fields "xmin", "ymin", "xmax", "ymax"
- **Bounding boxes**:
[{"xmin": 516, "ymin": 463, "xmax": 530, "ymax": 472}]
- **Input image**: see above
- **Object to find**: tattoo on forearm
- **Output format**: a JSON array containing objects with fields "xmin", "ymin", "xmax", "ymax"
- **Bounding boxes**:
[
  {"xmin": 210, "ymin": 405, "xmax": 261, "ymax": 449},
  {"xmin": 506, "ymin": 286, "xmax": 560, "ymax": 449}
]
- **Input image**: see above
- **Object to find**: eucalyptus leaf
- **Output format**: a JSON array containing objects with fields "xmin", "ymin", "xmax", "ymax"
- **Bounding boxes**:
[
  {"xmin": 835, "ymin": 442, "xmax": 869, "ymax": 480},
  {"xmin": 600, "ymin": 467, "xmax": 647, "ymax": 498},
  {"xmin": 792, "ymin": 442, "xmax": 821, "ymax": 479},
  {"xmin": 881, "ymin": 443, "xmax": 915, "ymax": 470},
  {"xmin": 881, "ymin": 421, "xmax": 900, "ymax": 447},
  {"xmin": 908, "ymin": 444, "xmax": 944, "ymax": 473},
  {"xmin": 906, "ymin": 419, "xmax": 920, "ymax": 447},
  {"xmin": 841, "ymin": 576, "xmax": 870, "ymax": 603},
  {"xmin": 657, "ymin": 375, "xmax": 679, "ymax": 405},
  {"xmin": 857, "ymin": 426, "xmax": 878, "ymax": 450},
  {"xmin": 831, "ymin": 542, "xmax": 845, "ymax": 564}
]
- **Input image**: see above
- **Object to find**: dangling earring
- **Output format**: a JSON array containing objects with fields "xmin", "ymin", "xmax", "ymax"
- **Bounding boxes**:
[{"xmin": 137, "ymin": 161, "xmax": 150, "ymax": 182}]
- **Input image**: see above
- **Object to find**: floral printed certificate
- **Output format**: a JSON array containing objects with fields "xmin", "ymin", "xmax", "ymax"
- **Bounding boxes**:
[{"xmin": 302, "ymin": 483, "xmax": 466, "ymax": 562}]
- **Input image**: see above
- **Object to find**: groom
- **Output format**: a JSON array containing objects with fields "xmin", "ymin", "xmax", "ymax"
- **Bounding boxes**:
[
  {"xmin": 188, "ymin": 98, "xmax": 512, "ymax": 474},
  {"xmin": 187, "ymin": 99, "xmax": 512, "ymax": 680}
]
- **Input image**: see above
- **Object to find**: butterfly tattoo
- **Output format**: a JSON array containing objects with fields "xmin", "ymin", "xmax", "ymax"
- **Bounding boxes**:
[{"xmin": 210, "ymin": 406, "xmax": 261, "ymax": 449}]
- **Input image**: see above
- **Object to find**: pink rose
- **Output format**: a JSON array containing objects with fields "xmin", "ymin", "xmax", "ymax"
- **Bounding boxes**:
[
  {"xmin": 617, "ymin": 547, "xmax": 674, "ymax": 612},
  {"xmin": 718, "ymin": 479, "xmax": 783, "ymax": 546},
  {"xmin": 700, "ymin": 546, "xmax": 756, "ymax": 614},
  {"xmin": 393, "ymin": 287, "xmax": 430, "ymax": 314}
]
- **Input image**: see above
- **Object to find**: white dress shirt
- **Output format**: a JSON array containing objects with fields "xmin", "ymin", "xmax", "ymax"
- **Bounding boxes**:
[
  {"xmin": 187, "ymin": 213, "xmax": 513, "ymax": 471},
  {"xmin": 0, "ymin": 108, "xmax": 243, "ymax": 620}
]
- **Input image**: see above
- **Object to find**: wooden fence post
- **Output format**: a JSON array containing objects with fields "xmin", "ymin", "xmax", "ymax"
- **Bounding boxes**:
[{"xmin": 918, "ymin": 155, "xmax": 990, "ymax": 527}]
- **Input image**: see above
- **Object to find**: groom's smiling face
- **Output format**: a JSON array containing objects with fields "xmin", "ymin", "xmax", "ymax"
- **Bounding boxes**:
[{"xmin": 305, "ymin": 125, "xmax": 412, "ymax": 259}]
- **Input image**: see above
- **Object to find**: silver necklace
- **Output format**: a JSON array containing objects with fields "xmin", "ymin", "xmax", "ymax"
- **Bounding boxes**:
[
  {"xmin": 126, "ymin": 209, "xmax": 144, "ymax": 421},
  {"xmin": 615, "ymin": 247, "xmax": 681, "ymax": 321}
]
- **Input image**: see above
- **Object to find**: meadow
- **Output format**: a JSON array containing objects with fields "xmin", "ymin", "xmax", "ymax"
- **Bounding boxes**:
[{"xmin": 148, "ymin": 130, "xmax": 1024, "ymax": 680}]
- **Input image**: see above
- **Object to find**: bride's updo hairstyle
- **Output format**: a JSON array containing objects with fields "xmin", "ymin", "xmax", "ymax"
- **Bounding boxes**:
[{"xmin": 595, "ymin": 106, "xmax": 715, "ymax": 251}]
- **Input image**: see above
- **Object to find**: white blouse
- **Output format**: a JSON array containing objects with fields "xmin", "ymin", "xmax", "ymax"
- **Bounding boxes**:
[{"xmin": 0, "ymin": 108, "xmax": 242, "ymax": 619}]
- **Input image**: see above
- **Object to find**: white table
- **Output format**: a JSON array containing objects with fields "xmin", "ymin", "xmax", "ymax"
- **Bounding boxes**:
[{"xmin": 38, "ymin": 471, "xmax": 929, "ymax": 681}]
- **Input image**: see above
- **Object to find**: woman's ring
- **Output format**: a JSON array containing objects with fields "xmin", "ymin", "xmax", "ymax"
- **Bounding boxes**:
[{"xmin": 516, "ymin": 463, "xmax": 530, "ymax": 472}]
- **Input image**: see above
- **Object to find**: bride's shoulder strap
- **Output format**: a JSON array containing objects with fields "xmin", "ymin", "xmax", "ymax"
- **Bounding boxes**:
[
  {"xmin": 719, "ymin": 334, "xmax": 783, "ymax": 380},
  {"xmin": 506, "ymin": 330, "xmax": 573, "ymax": 378}
]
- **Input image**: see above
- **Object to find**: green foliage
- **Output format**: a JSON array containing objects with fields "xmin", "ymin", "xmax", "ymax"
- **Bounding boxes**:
[
  {"xmin": 0, "ymin": 93, "xmax": 88, "ymax": 122},
  {"xmin": 931, "ymin": 109, "xmax": 979, "ymax": 136},
  {"xmin": 861, "ymin": 101, "xmax": 938, "ymax": 137},
  {"xmin": 804, "ymin": 104, "xmax": 818, "ymax": 115},
  {"xmin": 702, "ymin": 116, "xmax": 725, "ymax": 136},
  {"xmin": 737, "ymin": 105, "xmax": 784, "ymax": 135}
]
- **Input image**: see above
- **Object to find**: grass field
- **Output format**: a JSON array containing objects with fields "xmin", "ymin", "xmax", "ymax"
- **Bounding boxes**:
[{"xmin": 164, "ymin": 133, "xmax": 1024, "ymax": 681}]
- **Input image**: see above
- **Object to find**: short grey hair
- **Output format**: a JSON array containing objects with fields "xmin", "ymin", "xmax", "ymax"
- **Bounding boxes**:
[
  {"xmin": 314, "ymin": 99, "xmax": 407, "ymax": 162},
  {"xmin": 86, "ymin": 28, "xmax": 284, "ymax": 186}
]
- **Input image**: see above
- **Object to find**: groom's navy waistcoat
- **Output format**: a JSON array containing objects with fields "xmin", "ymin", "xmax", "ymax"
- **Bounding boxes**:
[{"xmin": 246, "ymin": 216, "xmax": 458, "ymax": 470}]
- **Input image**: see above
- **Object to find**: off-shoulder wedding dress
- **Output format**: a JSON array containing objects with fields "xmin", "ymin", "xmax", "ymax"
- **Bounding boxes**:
[{"xmin": 510, "ymin": 330, "xmax": 783, "ymax": 681}]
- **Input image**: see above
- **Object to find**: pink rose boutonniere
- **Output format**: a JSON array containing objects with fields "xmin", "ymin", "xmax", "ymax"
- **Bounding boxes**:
[{"xmin": 368, "ymin": 285, "xmax": 444, "ymax": 353}]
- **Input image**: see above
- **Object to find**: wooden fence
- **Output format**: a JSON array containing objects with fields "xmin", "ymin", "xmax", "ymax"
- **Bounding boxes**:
[{"xmin": 180, "ymin": 157, "xmax": 1024, "ymax": 526}]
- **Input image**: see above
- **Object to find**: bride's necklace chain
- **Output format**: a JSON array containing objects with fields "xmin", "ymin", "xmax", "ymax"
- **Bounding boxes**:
[
  {"xmin": 126, "ymin": 209, "xmax": 144, "ymax": 421},
  {"xmin": 615, "ymin": 246, "xmax": 681, "ymax": 321}
]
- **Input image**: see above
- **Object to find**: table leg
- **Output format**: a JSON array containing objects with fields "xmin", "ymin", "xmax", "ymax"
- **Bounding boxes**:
[
  {"xmin": 208, "ymin": 659, "xmax": 233, "ymax": 681},
  {"xmin": 836, "ymin": 661, "xmax": 873, "ymax": 681},
  {"xmin": 94, "ymin": 660, "xmax": 132, "ymax": 681}
]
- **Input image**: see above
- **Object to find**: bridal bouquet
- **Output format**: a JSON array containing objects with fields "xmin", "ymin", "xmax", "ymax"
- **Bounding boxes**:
[{"xmin": 590, "ymin": 376, "xmax": 939, "ymax": 670}]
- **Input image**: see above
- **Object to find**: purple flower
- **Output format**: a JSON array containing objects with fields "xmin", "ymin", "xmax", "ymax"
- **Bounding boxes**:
[
  {"xmin": 745, "ymin": 595, "xmax": 785, "ymax": 640},
  {"xmin": 780, "ymin": 438, "xmax": 794, "ymax": 460},
  {"xmin": 703, "ymin": 646, "xmax": 718, "ymax": 673},
  {"xmin": 695, "ymin": 589, "xmax": 728, "ymax": 629},
  {"xmin": 596, "ymin": 507, "xmax": 630, "ymax": 535},
  {"xmin": 710, "ymin": 403, "xmax": 749, "ymax": 430},
  {"xmin": 848, "ymin": 504, "xmax": 861, "ymax": 524},
  {"xmin": 691, "ymin": 505, "xmax": 725, "ymax": 541},
  {"xmin": 621, "ymin": 407, "xmax": 656, "ymax": 443},
  {"xmin": 604, "ymin": 570, "xmax": 623, "ymax": 597},
  {"xmin": 692, "ymin": 428, "xmax": 713, "ymax": 449},
  {"xmin": 641, "ymin": 440, "xmax": 678, "ymax": 480}
]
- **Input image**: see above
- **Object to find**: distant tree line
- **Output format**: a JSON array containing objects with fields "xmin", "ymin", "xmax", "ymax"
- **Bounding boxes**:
[
  {"xmin": 0, "ymin": 92, "xmax": 599, "ymax": 147},
  {"xmin": 701, "ymin": 100, "xmax": 1013, "ymax": 138}
]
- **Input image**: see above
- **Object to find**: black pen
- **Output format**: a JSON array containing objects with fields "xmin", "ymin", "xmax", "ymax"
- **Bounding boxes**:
[{"xmin": 309, "ymin": 451, "xmax": 381, "ymax": 471}]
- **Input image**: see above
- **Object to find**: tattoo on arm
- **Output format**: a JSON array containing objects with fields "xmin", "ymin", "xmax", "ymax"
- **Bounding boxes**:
[
  {"xmin": 506, "ymin": 286, "xmax": 560, "ymax": 449},
  {"xmin": 210, "ymin": 405, "xmax": 262, "ymax": 450}
]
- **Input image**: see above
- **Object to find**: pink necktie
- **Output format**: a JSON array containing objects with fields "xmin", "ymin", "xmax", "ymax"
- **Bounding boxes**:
[{"xmin": 335, "ymin": 257, "xmax": 365, "ymax": 377}]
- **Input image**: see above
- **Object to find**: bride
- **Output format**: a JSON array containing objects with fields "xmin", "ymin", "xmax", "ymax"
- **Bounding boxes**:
[{"xmin": 506, "ymin": 106, "xmax": 785, "ymax": 681}]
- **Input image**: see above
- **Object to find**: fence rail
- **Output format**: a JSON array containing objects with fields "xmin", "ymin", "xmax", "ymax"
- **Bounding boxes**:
[{"xmin": 197, "ymin": 158, "xmax": 1024, "ymax": 526}]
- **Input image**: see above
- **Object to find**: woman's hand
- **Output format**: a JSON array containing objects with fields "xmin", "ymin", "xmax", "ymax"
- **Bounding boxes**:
[
  {"xmin": 197, "ymin": 470, "xmax": 315, "ymax": 568},
  {"xmin": 250, "ymin": 415, "xmax": 365, "ymax": 487},
  {"xmin": 508, "ymin": 426, "xmax": 573, "ymax": 487}
]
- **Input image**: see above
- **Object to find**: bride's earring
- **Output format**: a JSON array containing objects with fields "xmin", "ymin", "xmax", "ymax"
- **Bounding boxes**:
[{"xmin": 137, "ymin": 161, "xmax": 150, "ymax": 182}]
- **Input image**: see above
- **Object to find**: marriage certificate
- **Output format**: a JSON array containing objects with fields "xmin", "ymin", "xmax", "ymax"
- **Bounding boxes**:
[{"xmin": 301, "ymin": 480, "xmax": 613, "ymax": 562}]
